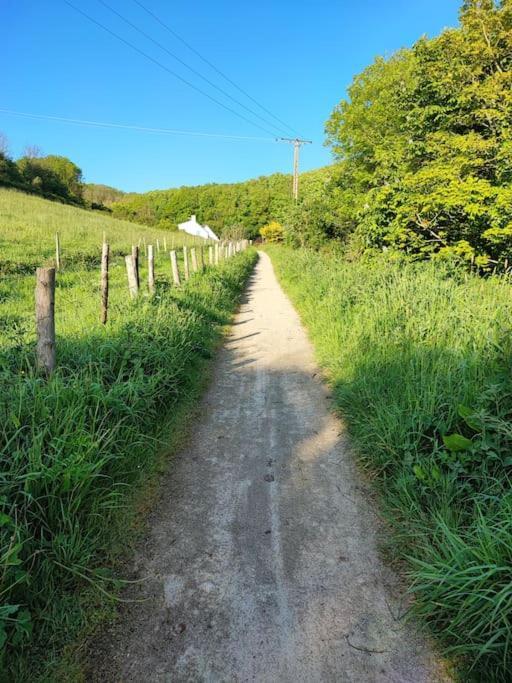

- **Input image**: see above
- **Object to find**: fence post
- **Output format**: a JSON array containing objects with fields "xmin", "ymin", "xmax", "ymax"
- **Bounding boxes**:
[
  {"xmin": 125, "ymin": 254, "xmax": 139, "ymax": 297},
  {"xmin": 170, "ymin": 250, "xmax": 181, "ymax": 285},
  {"xmin": 190, "ymin": 247, "xmax": 198, "ymax": 273},
  {"xmin": 131, "ymin": 245, "xmax": 140, "ymax": 288},
  {"xmin": 208, "ymin": 245, "xmax": 213, "ymax": 265},
  {"xmin": 35, "ymin": 267, "xmax": 56, "ymax": 375},
  {"xmin": 163, "ymin": 236, "xmax": 167, "ymax": 252},
  {"xmin": 156, "ymin": 239, "xmax": 160, "ymax": 253},
  {"xmin": 214, "ymin": 242, "xmax": 219, "ymax": 265},
  {"xmin": 148, "ymin": 244, "xmax": 155, "ymax": 295},
  {"xmin": 183, "ymin": 246, "xmax": 190, "ymax": 280},
  {"xmin": 55, "ymin": 233, "xmax": 61, "ymax": 270},
  {"xmin": 100, "ymin": 241, "xmax": 109, "ymax": 324}
]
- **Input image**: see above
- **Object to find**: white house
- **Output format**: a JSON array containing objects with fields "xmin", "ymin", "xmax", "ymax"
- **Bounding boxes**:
[{"xmin": 178, "ymin": 215, "xmax": 219, "ymax": 241}]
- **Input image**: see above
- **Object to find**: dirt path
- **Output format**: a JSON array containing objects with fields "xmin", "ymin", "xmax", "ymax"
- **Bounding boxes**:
[{"xmin": 93, "ymin": 252, "xmax": 449, "ymax": 682}]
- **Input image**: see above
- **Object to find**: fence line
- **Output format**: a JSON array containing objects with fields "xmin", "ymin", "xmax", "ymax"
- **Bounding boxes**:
[{"xmin": 34, "ymin": 237, "xmax": 251, "ymax": 374}]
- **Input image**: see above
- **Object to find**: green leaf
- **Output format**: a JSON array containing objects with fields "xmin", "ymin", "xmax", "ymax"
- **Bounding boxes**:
[
  {"xmin": 413, "ymin": 464, "xmax": 426, "ymax": 481},
  {"xmin": 457, "ymin": 404, "xmax": 481, "ymax": 432},
  {"xmin": 443, "ymin": 433, "xmax": 473, "ymax": 452},
  {"xmin": 0, "ymin": 513, "xmax": 12, "ymax": 527}
]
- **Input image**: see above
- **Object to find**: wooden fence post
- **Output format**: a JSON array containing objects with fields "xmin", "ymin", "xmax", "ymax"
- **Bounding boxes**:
[
  {"xmin": 157, "ymin": 239, "xmax": 160, "ymax": 253},
  {"xmin": 170, "ymin": 250, "xmax": 181, "ymax": 285},
  {"xmin": 100, "ymin": 241, "xmax": 109, "ymax": 324},
  {"xmin": 208, "ymin": 245, "xmax": 213, "ymax": 265},
  {"xmin": 199, "ymin": 245, "xmax": 205, "ymax": 271},
  {"xmin": 148, "ymin": 245, "xmax": 155, "ymax": 295},
  {"xmin": 35, "ymin": 267, "xmax": 56, "ymax": 375},
  {"xmin": 190, "ymin": 247, "xmax": 198, "ymax": 273},
  {"xmin": 55, "ymin": 233, "xmax": 61, "ymax": 270},
  {"xmin": 131, "ymin": 245, "xmax": 140, "ymax": 288},
  {"xmin": 214, "ymin": 242, "xmax": 219, "ymax": 265},
  {"xmin": 125, "ymin": 254, "xmax": 139, "ymax": 297},
  {"xmin": 183, "ymin": 246, "xmax": 190, "ymax": 280},
  {"xmin": 163, "ymin": 236, "xmax": 167, "ymax": 252}
]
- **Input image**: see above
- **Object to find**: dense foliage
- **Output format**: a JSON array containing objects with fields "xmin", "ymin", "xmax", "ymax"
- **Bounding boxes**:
[
  {"xmin": 316, "ymin": 0, "xmax": 512, "ymax": 267},
  {"xmin": 268, "ymin": 245, "xmax": 512, "ymax": 681},
  {"xmin": 111, "ymin": 173, "xmax": 293, "ymax": 238},
  {"xmin": 109, "ymin": 169, "xmax": 333, "ymax": 239},
  {"xmin": 0, "ymin": 147, "xmax": 85, "ymax": 206},
  {"xmin": 82, "ymin": 183, "xmax": 125, "ymax": 210}
]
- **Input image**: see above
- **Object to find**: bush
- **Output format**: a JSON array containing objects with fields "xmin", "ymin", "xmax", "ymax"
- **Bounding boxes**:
[{"xmin": 259, "ymin": 220, "xmax": 284, "ymax": 242}]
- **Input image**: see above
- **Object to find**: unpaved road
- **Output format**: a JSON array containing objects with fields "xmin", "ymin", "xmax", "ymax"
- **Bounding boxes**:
[{"xmin": 93, "ymin": 252, "xmax": 449, "ymax": 682}]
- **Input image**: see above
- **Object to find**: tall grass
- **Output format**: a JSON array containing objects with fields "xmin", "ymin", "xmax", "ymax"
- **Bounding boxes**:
[
  {"xmin": 267, "ymin": 245, "xmax": 512, "ymax": 681},
  {"xmin": 0, "ymin": 189, "xmax": 256, "ymax": 679}
]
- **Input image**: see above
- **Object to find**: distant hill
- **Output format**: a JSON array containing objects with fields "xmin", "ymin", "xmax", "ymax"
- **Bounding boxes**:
[{"xmin": 110, "ymin": 167, "xmax": 334, "ymax": 239}]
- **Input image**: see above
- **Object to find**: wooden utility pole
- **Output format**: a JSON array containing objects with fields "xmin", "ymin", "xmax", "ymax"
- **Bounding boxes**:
[
  {"xmin": 35, "ymin": 267, "xmax": 56, "ymax": 375},
  {"xmin": 277, "ymin": 137, "xmax": 312, "ymax": 200},
  {"xmin": 100, "ymin": 241, "xmax": 109, "ymax": 324}
]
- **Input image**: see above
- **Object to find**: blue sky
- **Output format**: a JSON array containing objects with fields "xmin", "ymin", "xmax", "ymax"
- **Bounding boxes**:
[{"xmin": 2, "ymin": 0, "xmax": 461, "ymax": 192}]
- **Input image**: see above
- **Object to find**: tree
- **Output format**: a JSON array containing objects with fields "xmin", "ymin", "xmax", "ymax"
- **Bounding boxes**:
[
  {"xmin": 323, "ymin": 0, "xmax": 512, "ymax": 267},
  {"xmin": 17, "ymin": 155, "xmax": 84, "ymax": 204}
]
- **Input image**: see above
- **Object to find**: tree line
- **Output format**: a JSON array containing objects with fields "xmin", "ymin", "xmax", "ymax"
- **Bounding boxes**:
[
  {"xmin": 0, "ymin": 136, "xmax": 85, "ymax": 206},
  {"xmin": 295, "ymin": 0, "xmax": 512, "ymax": 269}
]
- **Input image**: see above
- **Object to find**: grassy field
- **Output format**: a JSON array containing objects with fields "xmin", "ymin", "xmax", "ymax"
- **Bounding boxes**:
[
  {"xmin": 267, "ymin": 245, "xmax": 512, "ymax": 682},
  {"xmin": 0, "ymin": 188, "xmax": 214, "ymax": 348},
  {"xmin": 0, "ymin": 189, "xmax": 256, "ymax": 680}
]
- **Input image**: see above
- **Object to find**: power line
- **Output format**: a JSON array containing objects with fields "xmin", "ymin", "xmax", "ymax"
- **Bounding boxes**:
[
  {"xmin": 132, "ymin": 0, "xmax": 302, "ymax": 138},
  {"xmin": 97, "ymin": 0, "xmax": 291, "ymax": 137},
  {"xmin": 0, "ymin": 108, "xmax": 277, "ymax": 142},
  {"xmin": 62, "ymin": 0, "xmax": 278, "ymax": 137}
]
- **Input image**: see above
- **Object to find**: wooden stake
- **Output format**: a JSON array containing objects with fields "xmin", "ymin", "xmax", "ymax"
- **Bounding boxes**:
[
  {"xmin": 190, "ymin": 247, "xmax": 198, "ymax": 273},
  {"xmin": 164, "ymin": 236, "xmax": 167, "ymax": 251},
  {"xmin": 148, "ymin": 245, "xmax": 155, "ymax": 295},
  {"xmin": 183, "ymin": 246, "xmax": 190, "ymax": 280},
  {"xmin": 131, "ymin": 245, "xmax": 140, "ymax": 288},
  {"xmin": 35, "ymin": 267, "xmax": 56, "ymax": 375},
  {"xmin": 199, "ymin": 245, "xmax": 205, "ymax": 271},
  {"xmin": 170, "ymin": 250, "xmax": 181, "ymax": 286},
  {"xmin": 125, "ymin": 254, "xmax": 139, "ymax": 297},
  {"xmin": 156, "ymin": 239, "xmax": 160, "ymax": 253},
  {"xmin": 215, "ymin": 242, "xmax": 219, "ymax": 265},
  {"xmin": 209, "ymin": 245, "xmax": 213, "ymax": 265},
  {"xmin": 100, "ymin": 241, "xmax": 109, "ymax": 324},
  {"xmin": 55, "ymin": 233, "xmax": 61, "ymax": 270}
]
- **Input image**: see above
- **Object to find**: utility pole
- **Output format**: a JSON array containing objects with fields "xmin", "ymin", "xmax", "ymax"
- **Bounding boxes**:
[{"xmin": 278, "ymin": 137, "xmax": 312, "ymax": 200}]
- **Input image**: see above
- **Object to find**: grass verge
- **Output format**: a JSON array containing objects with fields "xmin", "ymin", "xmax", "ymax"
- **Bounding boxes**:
[
  {"xmin": 0, "ymin": 248, "xmax": 257, "ymax": 681},
  {"xmin": 266, "ymin": 245, "xmax": 512, "ymax": 682}
]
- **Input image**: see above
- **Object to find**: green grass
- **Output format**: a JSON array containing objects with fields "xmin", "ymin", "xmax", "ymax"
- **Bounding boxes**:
[
  {"xmin": 267, "ymin": 245, "xmax": 512, "ymax": 682},
  {"xmin": 0, "ymin": 188, "xmax": 256, "ymax": 680}
]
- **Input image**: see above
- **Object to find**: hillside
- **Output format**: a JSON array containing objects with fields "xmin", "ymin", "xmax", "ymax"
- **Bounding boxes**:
[{"xmin": 109, "ymin": 167, "xmax": 334, "ymax": 238}]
